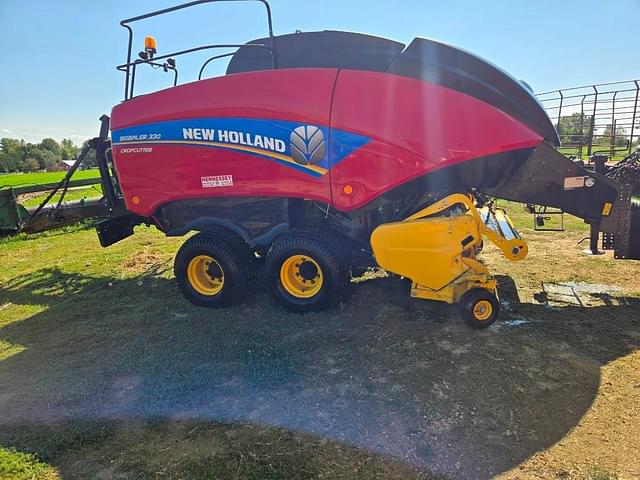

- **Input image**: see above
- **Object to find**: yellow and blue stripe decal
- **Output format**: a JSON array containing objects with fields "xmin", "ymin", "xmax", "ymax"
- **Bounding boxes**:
[{"xmin": 112, "ymin": 118, "xmax": 371, "ymax": 177}]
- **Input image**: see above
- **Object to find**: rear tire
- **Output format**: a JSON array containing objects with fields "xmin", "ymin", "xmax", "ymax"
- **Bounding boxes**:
[
  {"xmin": 174, "ymin": 234, "xmax": 249, "ymax": 307},
  {"xmin": 265, "ymin": 232, "xmax": 349, "ymax": 312},
  {"xmin": 457, "ymin": 288, "xmax": 500, "ymax": 329}
]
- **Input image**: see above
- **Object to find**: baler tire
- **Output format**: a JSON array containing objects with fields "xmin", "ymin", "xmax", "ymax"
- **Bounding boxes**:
[
  {"xmin": 265, "ymin": 234, "xmax": 348, "ymax": 312},
  {"xmin": 279, "ymin": 229, "xmax": 350, "ymax": 267},
  {"xmin": 174, "ymin": 235, "xmax": 249, "ymax": 308},
  {"xmin": 458, "ymin": 289, "xmax": 500, "ymax": 329},
  {"xmin": 277, "ymin": 228, "xmax": 354, "ymax": 289},
  {"xmin": 199, "ymin": 229, "xmax": 258, "ymax": 283}
]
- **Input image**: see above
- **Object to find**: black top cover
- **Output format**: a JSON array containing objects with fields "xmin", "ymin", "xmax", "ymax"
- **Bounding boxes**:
[
  {"xmin": 226, "ymin": 30, "xmax": 405, "ymax": 74},
  {"xmin": 227, "ymin": 31, "xmax": 559, "ymax": 146},
  {"xmin": 385, "ymin": 38, "xmax": 559, "ymax": 145}
]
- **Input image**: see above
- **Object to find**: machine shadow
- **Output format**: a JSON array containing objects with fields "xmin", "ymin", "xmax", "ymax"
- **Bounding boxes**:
[
  {"xmin": 1, "ymin": 267, "xmax": 638, "ymax": 479},
  {"xmin": 0, "ymin": 418, "xmax": 435, "ymax": 479}
]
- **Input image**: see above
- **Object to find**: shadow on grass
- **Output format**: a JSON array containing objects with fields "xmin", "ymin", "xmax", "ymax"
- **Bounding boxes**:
[
  {"xmin": 1, "ymin": 419, "xmax": 435, "ymax": 479},
  {"xmin": 0, "ymin": 268, "xmax": 638, "ymax": 479}
]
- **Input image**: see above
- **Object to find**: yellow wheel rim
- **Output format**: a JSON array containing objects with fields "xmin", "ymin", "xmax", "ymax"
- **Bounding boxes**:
[
  {"xmin": 473, "ymin": 299, "xmax": 493, "ymax": 321},
  {"xmin": 187, "ymin": 255, "xmax": 224, "ymax": 296},
  {"xmin": 280, "ymin": 254, "xmax": 323, "ymax": 298}
]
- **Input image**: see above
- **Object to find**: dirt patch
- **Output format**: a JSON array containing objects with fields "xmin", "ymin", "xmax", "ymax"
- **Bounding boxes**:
[
  {"xmin": 120, "ymin": 249, "xmax": 168, "ymax": 275},
  {"xmin": 540, "ymin": 282, "xmax": 627, "ymax": 307},
  {"xmin": 498, "ymin": 350, "xmax": 640, "ymax": 479}
]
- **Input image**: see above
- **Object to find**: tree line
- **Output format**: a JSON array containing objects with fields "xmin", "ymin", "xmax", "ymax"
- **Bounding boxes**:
[
  {"xmin": 0, "ymin": 137, "xmax": 97, "ymax": 173},
  {"xmin": 2, "ymin": 114, "xmax": 635, "ymax": 174},
  {"xmin": 557, "ymin": 112, "xmax": 634, "ymax": 148}
]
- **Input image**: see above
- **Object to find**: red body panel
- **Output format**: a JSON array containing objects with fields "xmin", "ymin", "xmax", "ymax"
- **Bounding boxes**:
[
  {"xmin": 111, "ymin": 68, "xmax": 543, "ymax": 216},
  {"xmin": 111, "ymin": 69, "xmax": 337, "ymax": 129},
  {"xmin": 112, "ymin": 69, "xmax": 337, "ymax": 215},
  {"xmin": 329, "ymin": 71, "xmax": 543, "ymax": 209}
]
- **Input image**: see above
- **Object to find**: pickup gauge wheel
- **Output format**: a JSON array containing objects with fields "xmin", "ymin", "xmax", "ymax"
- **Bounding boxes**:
[
  {"xmin": 458, "ymin": 288, "xmax": 500, "ymax": 329},
  {"xmin": 266, "ymin": 233, "xmax": 348, "ymax": 312},
  {"xmin": 174, "ymin": 234, "xmax": 249, "ymax": 307}
]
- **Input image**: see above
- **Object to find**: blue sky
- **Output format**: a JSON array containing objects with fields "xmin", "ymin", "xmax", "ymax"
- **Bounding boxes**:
[{"xmin": 1, "ymin": 0, "xmax": 638, "ymax": 144}]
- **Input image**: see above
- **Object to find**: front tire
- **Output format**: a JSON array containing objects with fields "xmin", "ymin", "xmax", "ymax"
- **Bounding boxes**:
[
  {"xmin": 457, "ymin": 288, "xmax": 500, "ymax": 329},
  {"xmin": 265, "ymin": 232, "xmax": 348, "ymax": 312},
  {"xmin": 174, "ymin": 234, "xmax": 249, "ymax": 307}
]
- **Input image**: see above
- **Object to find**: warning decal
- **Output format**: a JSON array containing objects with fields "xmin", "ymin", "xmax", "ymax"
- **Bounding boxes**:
[{"xmin": 201, "ymin": 175, "xmax": 233, "ymax": 188}]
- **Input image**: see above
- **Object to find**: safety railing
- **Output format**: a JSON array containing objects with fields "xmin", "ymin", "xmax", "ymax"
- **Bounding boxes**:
[
  {"xmin": 537, "ymin": 79, "xmax": 639, "ymax": 160},
  {"xmin": 118, "ymin": 0, "xmax": 277, "ymax": 100}
]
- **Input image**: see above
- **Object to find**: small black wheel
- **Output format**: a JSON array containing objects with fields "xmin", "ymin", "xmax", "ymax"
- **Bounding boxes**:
[
  {"xmin": 457, "ymin": 288, "xmax": 500, "ymax": 329},
  {"xmin": 174, "ymin": 233, "xmax": 249, "ymax": 307},
  {"xmin": 265, "ymin": 232, "xmax": 348, "ymax": 312}
]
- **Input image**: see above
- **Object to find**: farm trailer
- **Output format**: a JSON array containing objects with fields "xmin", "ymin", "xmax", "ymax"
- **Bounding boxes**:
[{"xmin": 2, "ymin": 0, "xmax": 639, "ymax": 328}]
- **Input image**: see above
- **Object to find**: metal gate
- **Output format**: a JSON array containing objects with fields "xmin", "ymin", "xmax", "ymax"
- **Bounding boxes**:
[{"xmin": 537, "ymin": 80, "xmax": 639, "ymax": 160}]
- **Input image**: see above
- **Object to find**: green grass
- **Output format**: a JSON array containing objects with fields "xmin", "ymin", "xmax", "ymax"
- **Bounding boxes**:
[
  {"xmin": 583, "ymin": 467, "xmax": 619, "ymax": 480},
  {"xmin": 0, "ymin": 203, "xmax": 636, "ymax": 479},
  {"xmin": 495, "ymin": 199, "xmax": 590, "ymax": 233},
  {"xmin": 18, "ymin": 185, "xmax": 103, "ymax": 208},
  {"xmin": 558, "ymin": 146, "xmax": 632, "ymax": 161},
  {"xmin": 0, "ymin": 169, "xmax": 100, "ymax": 189},
  {"xmin": 0, "ymin": 447, "xmax": 59, "ymax": 480}
]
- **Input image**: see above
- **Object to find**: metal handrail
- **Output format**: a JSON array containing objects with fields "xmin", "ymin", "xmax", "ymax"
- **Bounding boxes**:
[
  {"xmin": 198, "ymin": 52, "xmax": 237, "ymax": 80},
  {"xmin": 537, "ymin": 79, "xmax": 640, "ymax": 96},
  {"xmin": 537, "ymin": 79, "xmax": 640, "ymax": 158},
  {"xmin": 119, "ymin": 0, "xmax": 277, "ymax": 100}
]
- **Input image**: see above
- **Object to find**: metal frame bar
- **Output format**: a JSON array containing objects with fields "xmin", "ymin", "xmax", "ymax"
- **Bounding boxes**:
[
  {"xmin": 532, "ymin": 206, "xmax": 565, "ymax": 232},
  {"xmin": 610, "ymin": 91, "xmax": 618, "ymax": 159},
  {"xmin": 629, "ymin": 81, "xmax": 639, "ymax": 154},
  {"xmin": 95, "ymin": 115, "xmax": 119, "ymax": 210},
  {"xmin": 587, "ymin": 85, "xmax": 598, "ymax": 157},
  {"xmin": 579, "ymin": 94, "xmax": 586, "ymax": 159},
  {"xmin": 198, "ymin": 51, "xmax": 237, "ymax": 80},
  {"xmin": 119, "ymin": 0, "xmax": 277, "ymax": 100},
  {"xmin": 538, "ymin": 79, "xmax": 640, "ymax": 159},
  {"xmin": 116, "ymin": 43, "xmax": 270, "ymax": 97},
  {"xmin": 556, "ymin": 89, "xmax": 563, "ymax": 129},
  {"xmin": 126, "ymin": 61, "xmax": 179, "ymax": 99}
]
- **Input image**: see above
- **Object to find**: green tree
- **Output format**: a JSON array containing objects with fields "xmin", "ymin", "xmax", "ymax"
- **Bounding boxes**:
[
  {"xmin": 0, "ymin": 138, "xmax": 24, "ymax": 172},
  {"xmin": 81, "ymin": 139, "xmax": 97, "ymax": 167},
  {"xmin": 60, "ymin": 138, "xmax": 78, "ymax": 160},
  {"xmin": 21, "ymin": 144, "xmax": 55, "ymax": 170},
  {"xmin": 599, "ymin": 124, "xmax": 628, "ymax": 147},
  {"xmin": 557, "ymin": 112, "xmax": 593, "ymax": 146},
  {"xmin": 40, "ymin": 137, "xmax": 61, "ymax": 155},
  {"xmin": 0, "ymin": 136, "xmax": 84, "ymax": 172},
  {"xmin": 20, "ymin": 157, "xmax": 40, "ymax": 172}
]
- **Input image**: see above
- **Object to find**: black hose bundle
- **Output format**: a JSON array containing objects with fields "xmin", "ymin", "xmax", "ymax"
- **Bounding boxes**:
[{"xmin": 606, "ymin": 149, "xmax": 640, "ymax": 188}]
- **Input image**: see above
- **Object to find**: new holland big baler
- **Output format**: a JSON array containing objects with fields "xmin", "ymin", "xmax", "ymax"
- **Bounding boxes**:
[{"xmin": 7, "ymin": 0, "xmax": 640, "ymax": 328}]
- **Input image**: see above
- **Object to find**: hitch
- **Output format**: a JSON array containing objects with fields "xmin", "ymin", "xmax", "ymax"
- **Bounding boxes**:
[
  {"xmin": 600, "ymin": 149, "xmax": 640, "ymax": 259},
  {"xmin": 0, "ymin": 115, "xmax": 135, "ymax": 238}
]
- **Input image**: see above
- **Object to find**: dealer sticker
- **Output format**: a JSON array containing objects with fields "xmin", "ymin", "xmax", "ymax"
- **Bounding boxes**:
[
  {"xmin": 201, "ymin": 175, "xmax": 233, "ymax": 188},
  {"xmin": 563, "ymin": 176, "xmax": 586, "ymax": 190}
]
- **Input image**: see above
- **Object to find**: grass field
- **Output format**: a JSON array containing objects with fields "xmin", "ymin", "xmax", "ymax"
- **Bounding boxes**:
[
  {"xmin": 557, "ymin": 146, "xmax": 632, "ymax": 161},
  {"xmin": 18, "ymin": 185, "xmax": 104, "ymax": 208},
  {"xmin": 0, "ymin": 207, "xmax": 638, "ymax": 479},
  {"xmin": 0, "ymin": 169, "xmax": 100, "ymax": 189},
  {"xmin": 0, "ymin": 169, "xmax": 103, "ymax": 209}
]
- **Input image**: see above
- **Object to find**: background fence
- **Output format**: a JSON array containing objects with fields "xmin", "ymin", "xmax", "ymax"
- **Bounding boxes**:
[{"xmin": 537, "ymin": 80, "xmax": 639, "ymax": 160}]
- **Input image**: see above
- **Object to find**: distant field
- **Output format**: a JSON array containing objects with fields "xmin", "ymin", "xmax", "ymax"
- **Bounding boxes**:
[
  {"xmin": 19, "ymin": 185, "xmax": 104, "ymax": 208},
  {"xmin": 0, "ymin": 169, "xmax": 100, "ymax": 189},
  {"xmin": 558, "ymin": 146, "xmax": 632, "ymax": 161}
]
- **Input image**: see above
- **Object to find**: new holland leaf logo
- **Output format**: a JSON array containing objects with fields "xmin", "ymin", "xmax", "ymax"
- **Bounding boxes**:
[{"xmin": 290, "ymin": 126, "xmax": 325, "ymax": 165}]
